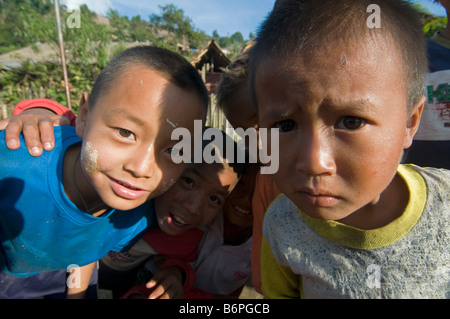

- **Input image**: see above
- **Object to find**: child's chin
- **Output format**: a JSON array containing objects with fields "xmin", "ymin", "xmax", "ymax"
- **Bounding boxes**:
[{"xmin": 106, "ymin": 198, "xmax": 146, "ymax": 212}]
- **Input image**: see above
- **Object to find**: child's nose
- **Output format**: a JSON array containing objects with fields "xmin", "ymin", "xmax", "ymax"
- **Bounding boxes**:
[
  {"xmin": 296, "ymin": 131, "xmax": 336, "ymax": 176},
  {"xmin": 124, "ymin": 146, "xmax": 157, "ymax": 178},
  {"xmin": 181, "ymin": 193, "xmax": 203, "ymax": 216}
]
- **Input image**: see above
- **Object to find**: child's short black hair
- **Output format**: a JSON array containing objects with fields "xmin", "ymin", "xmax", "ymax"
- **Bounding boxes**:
[
  {"xmin": 89, "ymin": 45, "xmax": 209, "ymax": 114},
  {"xmin": 216, "ymin": 40, "xmax": 255, "ymax": 110},
  {"xmin": 249, "ymin": 0, "xmax": 428, "ymax": 113}
]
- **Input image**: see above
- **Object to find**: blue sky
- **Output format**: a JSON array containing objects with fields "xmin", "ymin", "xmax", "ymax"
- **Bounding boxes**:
[{"xmin": 62, "ymin": 0, "xmax": 447, "ymax": 40}]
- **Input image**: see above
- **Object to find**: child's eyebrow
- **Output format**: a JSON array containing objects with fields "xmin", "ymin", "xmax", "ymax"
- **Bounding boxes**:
[
  {"xmin": 327, "ymin": 98, "xmax": 377, "ymax": 113},
  {"xmin": 104, "ymin": 108, "xmax": 146, "ymax": 127},
  {"xmin": 259, "ymin": 104, "xmax": 297, "ymax": 121},
  {"xmin": 189, "ymin": 167, "xmax": 229, "ymax": 199}
]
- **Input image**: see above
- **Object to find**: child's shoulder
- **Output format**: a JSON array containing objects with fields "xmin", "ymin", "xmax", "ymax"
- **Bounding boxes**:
[
  {"xmin": 0, "ymin": 126, "xmax": 80, "ymax": 168},
  {"xmin": 53, "ymin": 125, "xmax": 79, "ymax": 143},
  {"xmin": 401, "ymin": 164, "xmax": 450, "ymax": 206},
  {"xmin": 407, "ymin": 164, "xmax": 450, "ymax": 186}
]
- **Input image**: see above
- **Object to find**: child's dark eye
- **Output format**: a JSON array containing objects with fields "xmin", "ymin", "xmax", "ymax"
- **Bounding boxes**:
[
  {"xmin": 118, "ymin": 128, "xmax": 135, "ymax": 140},
  {"xmin": 275, "ymin": 120, "xmax": 296, "ymax": 132},
  {"xmin": 337, "ymin": 116, "xmax": 366, "ymax": 130},
  {"xmin": 182, "ymin": 177, "xmax": 194, "ymax": 187},
  {"xmin": 210, "ymin": 195, "xmax": 220, "ymax": 205}
]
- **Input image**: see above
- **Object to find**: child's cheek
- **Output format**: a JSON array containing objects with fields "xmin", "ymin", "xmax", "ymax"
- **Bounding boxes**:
[
  {"xmin": 81, "ymin": 141, "xmax": 99, "ymax": 174},
  {"xmin": 160, "ymin": 177, "xmax": 176, "ymax": 193}
]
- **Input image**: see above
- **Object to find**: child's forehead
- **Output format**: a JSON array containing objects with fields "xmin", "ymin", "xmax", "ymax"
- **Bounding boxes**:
[
  {"xmin": 185, "ymin": 162, "xmax": 236, "ymax": 178},
  {"xmin": 255, "ymin": 36, "xmax": 409, "ymax": 119},
  {"xmin": 258, "ymin": 35, "xmax": 404, "ymax": 88},
  {"xmin": 112, "ymin": 65, "xmax": 168, "ymax": 87},
  {"xmin": 185, "ymin": 162, "xmax": 238, "ymax": 189}
]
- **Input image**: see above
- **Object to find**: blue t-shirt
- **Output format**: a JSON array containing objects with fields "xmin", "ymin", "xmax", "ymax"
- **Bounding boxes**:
[{"xmin": 0, "ymin": 126, "xmax": 154, "ymax": 277}]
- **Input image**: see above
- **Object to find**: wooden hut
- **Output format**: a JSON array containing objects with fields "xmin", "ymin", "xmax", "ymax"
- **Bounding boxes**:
[
  {"xmin": 190, "ymin": 39, "xmax": 230, "ymax": 95},
  {"xmin": 190, "ymin": 39, "xmax": 232, "ymax": 131}
]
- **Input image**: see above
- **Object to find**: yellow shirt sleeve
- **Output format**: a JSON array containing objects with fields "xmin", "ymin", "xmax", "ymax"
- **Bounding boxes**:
[{"xmin": 261, "ymin": 235, "xmax": 302, "ymax": 299}]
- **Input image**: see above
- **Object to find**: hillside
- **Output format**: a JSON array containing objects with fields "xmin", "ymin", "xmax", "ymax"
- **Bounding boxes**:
[{"xmin": 0, "ymin": 1, "xmax": 248, "ymax": 59}]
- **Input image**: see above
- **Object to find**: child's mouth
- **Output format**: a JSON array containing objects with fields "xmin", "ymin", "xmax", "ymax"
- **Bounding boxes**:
[
  {"xmin": 109, "ymin": 177, "xmax": 148, "ymax": 200},
  {"xmin": 169, "ymin": 213, "xmax": 190, "ymax": 229},
  {"xmin": 234, "ymin": 205, "xmax": 251, "ymax": 217},
  {"xmin": 298, "ymin": 188, "xmax": 339, "ymax": 207}
]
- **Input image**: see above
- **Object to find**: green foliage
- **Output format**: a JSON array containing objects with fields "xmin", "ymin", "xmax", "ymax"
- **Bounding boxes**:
[
  {"xmin": 423, "ymin": 17, "xmax": 447, "ymax": 38},
  {"xmin": 0, "ymin": 60, "xmax": 101, "ymax": 113},
  {"xmin": 0, "ymin": 1, "xmax": 253, "ymax": 117},
  {"xmin": 63, "ymin": 5, "xmax": 111, "ymax": 68}
]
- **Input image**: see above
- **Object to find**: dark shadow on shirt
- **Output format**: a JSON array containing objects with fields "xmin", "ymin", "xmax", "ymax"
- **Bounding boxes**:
[{"xmin": 0, "ymin": 178, "xmax": 25, "ymax": 272}]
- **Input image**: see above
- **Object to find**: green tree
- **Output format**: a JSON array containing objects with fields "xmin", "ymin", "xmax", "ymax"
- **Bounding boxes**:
[
  {"xmin": 423, "ymin": 17, "xmax": 447, "ymax": 38},
  {"xmin": 148, "ymin": 4, "xmax": 208, "ymax": 54}
]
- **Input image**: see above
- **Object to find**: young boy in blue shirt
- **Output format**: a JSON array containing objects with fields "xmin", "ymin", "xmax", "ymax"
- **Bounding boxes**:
[
  {"xmin": 250, "ymin": 0, "xmax": 449, "ymax": 298},
  {"xmin": 0, "ymin": 45, "xmax": 208, "ymax": 298}
]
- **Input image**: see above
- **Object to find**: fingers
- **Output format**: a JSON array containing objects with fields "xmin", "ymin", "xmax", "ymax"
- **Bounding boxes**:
[
  {"xmin": 3, "ymin": 117, "xmax": 24, "ymax": 151},
  {"xmin": 22, "ymin": 118, "xmax": 46, "ymax": 156},
  {"xmin": 53, "ymin": 115, "xmax": 71, "ymax": 127},
  {"xmin": 4, "ymin": 116, "xmax": 55, "ymax": 156},
  {"xmin": 2, "ymin": 110, "xmax": 68, "ymax": 156},
  {"xmin": 146, "ymin": 280, "xmax": 170, "ymax": 299},
  {"xmin": 0, "ymin": 117, "xmax": 11, "ymax": 131},
  {"xmin": 37, "ymin": 119, "xmax": 56, "ymax": 151},
  {"xmin": 146, "ymin": 274, "xmax": 183, "ymax": 299}
]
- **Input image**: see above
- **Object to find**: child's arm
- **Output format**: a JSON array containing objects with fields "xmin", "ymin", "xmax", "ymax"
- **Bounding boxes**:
[
  {"xmin": 0, "ymin": 99, "xmax": 75, "ymax": 156},
  {"xmin": 261, "ymin": 236, "xmax": 301, "ymax": 299},
  {"xmin": 66, "ymin": 262, "xmax": 96, "ymax": 299},
  {"xmin": 251, "ymin": 173, "xmax": 281, "ymax": 294}
]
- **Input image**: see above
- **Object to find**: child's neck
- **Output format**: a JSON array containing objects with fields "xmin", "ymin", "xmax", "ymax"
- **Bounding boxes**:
[
  {"xmin": 63, "ymin": 144, "xmax": 109, "ymax": 217},
  {"xmin": 338, "ymin": 173, "xmax": 409, "ymax": 230}
]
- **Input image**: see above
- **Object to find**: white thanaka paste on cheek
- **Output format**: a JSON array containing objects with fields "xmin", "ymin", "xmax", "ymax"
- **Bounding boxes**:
[
  {"xmin": 161, "ymin": 178, "xmax": 176, "ymax": 193},
  {"xmin": 81, "ymin": 141, "xmax": 99, "ymax": 174}
]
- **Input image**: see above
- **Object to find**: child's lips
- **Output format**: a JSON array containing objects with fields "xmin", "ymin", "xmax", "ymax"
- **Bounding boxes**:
[
  {"xmin": 168, "ymin": 212, "xmax": 191, "ymax": 231},
  {"xmin": 108, "ymin": 177, "xmax": 149, "ymax": 200},
  {"xmin": 233, "ymin": 205, "xmax": 251, "ymax": 217},
  {"xmin": 298, "ymin": 188, "xmax": 340, "ymax": 207}
]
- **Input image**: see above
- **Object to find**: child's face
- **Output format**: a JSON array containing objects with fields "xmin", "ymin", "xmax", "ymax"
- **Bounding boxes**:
[
  {"xmin": 255, "ymin": 38, "xmax": 424, "ymax": 223},
  {"xmin": 223, "ymin": 163, "xmax": 259, "ymax": 228},
  {"xmin": 76, "ymin": 65, "xmax": 205, "ymax": 211},
  {"xmin": 154, "ymin": 162, "xmax": 239, "ymax": 236}
]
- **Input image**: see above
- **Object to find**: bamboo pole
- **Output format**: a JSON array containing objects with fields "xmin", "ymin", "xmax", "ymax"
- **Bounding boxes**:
[{"xmin": 54, "ymin": 0, "xmax": 72, "ymax": 110}]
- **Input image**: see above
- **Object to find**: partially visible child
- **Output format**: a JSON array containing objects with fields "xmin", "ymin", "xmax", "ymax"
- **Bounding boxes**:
[
  {"xmin": 217, "ymin": 41, "xmax": 281, "ymax": 295},
  {"xmin": 249, "ymin": 0, "xmax": 449, "ymax": 298},
  {"xmin": 192, "ymin": 161, "xmax": 260, "ymax": 298},
  {"xmin": 0, "ymin": 45, "xmax": 208, "ymax": 298},
  {"xmin": 99, "ymin": 128, "xmax": 243, "ymax": 299}
]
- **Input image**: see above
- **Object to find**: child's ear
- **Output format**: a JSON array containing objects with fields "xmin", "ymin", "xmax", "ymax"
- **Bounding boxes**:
[
  {"xmin": 403, "ymin": 95, "xmax": 426, "ymax": 149},
  {"xmin": 75, "ymin": 92, "xmax": 90, "ymax": 138}
]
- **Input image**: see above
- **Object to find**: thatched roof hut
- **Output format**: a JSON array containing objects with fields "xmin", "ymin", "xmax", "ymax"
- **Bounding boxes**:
[{"xmin": 191, "ymin": 39, "xmax": 230, "ymax": 94}]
